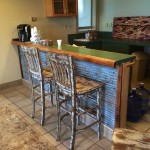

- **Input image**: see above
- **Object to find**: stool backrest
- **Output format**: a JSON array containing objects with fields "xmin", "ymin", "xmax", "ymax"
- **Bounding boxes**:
[
  {"xmin": 48, "ymin": 52, "xmax": 75, "ymax": 96},
  {"xmin": 21, "ymin": 45, "xmax": 42, "ymax": 79}
]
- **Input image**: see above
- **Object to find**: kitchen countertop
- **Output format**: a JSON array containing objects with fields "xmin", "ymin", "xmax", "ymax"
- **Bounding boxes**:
[
  {"xmin": 68, "ymin": 32, "xmax": 150, "ymax": 47},
  {"xmin": 12, "ymin": 40, "xmax": 135, "ymax": 68},
  {"xmin": 98, "ymin": 38, "xmax": 150, "ymax": 47}
]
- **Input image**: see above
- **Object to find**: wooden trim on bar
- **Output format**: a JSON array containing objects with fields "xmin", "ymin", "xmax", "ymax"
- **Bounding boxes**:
[
  {"xmin": 11, "ymin": 40, "xmax": 116, "ymax": 68},
  {"xmin": 119, "ymin": 62, "xmax": 131, "ymax": 127},
  {"xmin": 115, "ymin": 64, "xmax": 123, "ymax": 128},
  {"xmin": 115, "ymin": 61, "xmax": 131, "ymax": 128}
]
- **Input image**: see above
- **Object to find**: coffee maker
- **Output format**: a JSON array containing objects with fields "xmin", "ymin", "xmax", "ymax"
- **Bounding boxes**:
[{"xmin": 17, "ymin": 24, "xmax": 31, "ymax": 42}]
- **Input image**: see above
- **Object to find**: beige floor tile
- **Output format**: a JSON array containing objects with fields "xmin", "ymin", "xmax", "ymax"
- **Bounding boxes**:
[
  {"xmin": 56, "ymin": 144, "xmax": 69, "ymax": 150},
  {"xmin": 63, "ymin": 133, "xmax": 95, "ymax": 150},
  {"xmin": 103, "ymin": 144, "xmax": 112, "ymax": 150},
  {"xmin": 142, "ymin": 111, "xmax": 150, "ymax": 123},
  {"xmin": 8, "ymin": 103, "xmax": 20, "ymax": 110},
  {"xmin": 17, "ymin": 87, "xmax": 30, "ymax": 93},
  {"xmin": 127, "ymin": 119, "xmax": 150, "ymax": 132},
  {"xmin": 0, "ymin": 87, "xmax": 14, "ymax": 93},
  {"xmin": 43, "ymin": 132, "xmax": 61, "ymax": 146},
  {"xmin": 14, "ymin": 85, "xmax": 26, "ymax": 90},
  {"xmin": 88, "ymin": 144, "xmax": 103, "ymax": 150},
  {"xmin": 21, "ymin": 104, "xmax": 40, "ymax": 115},
  {"xmin": 9, "ymin": 93, "xmax": 27, "ymax": 103},
  {"xmin": 0, "ymin": 94, "xmax": 7, "ymax": 101},
  {"xmin": 0, "ymin": 99, "xmax": 12, "ymax": 106},
  {"xmin": 22, "ymin": 91, "xmax": 31, "ymax": 98},
  {"xmin": 46, "ymin": 106, "xmax": 57, "ymax": 115},
  {"xmin": 43, "ymin": 115, "xmax": 58, "ymax": 132},
  {"xmin": 3, "ymin": 90, "xmax": 20, "ymax": 98},
  {"xmin": 97, "ymin": 138, "xmax": 112, "ymax": 150},
  {"xmin": 45, "ymin": 102, "xmax": 57, "ymax": 114},
  {"xmin": 147, "ymin": 128, "xmax": 150, "ymax": 133},
  {"xmin": 15, "ymin": 98, "xmax": 32, "ymax": 108},
  {"xmin": 33, "ymin": 123, "xmax": 48, "ymax": 135},
  {"xmin": 45, "ymin": 95, "xmax": 56, "ymax": 106},
  {"xmin": 32, "ymin": 109, "xmax": 52, "ymax": 124},
  {"xmin": 15, "ymin": 109, "xmax": 28, "ymax": 117},
  {"xmin": 24, "ymin": 115, "xmax": 37, "ymax": 125},
  {"xmin": 50, "ymin": 124, "xmax": 71, "ymax": 142},
  {"xmin": 82, "ymin": 128, "xmax": 99, "ymax": 143}
]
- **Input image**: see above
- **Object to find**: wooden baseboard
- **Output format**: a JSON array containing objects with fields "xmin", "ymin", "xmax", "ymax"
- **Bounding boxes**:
[{"xmin": 0, "ymin": 79, "xmax": 23, "ymax": 90}]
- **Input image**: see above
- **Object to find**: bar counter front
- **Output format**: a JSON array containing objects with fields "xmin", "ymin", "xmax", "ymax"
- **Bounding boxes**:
[{"xmin": 12, "ymin": 40, "xmax": 135, "ymax": 140}]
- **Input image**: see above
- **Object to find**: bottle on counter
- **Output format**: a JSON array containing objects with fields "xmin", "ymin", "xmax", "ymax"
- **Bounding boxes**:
[
  {"xmin": 136, "ymin": 83, "xmax": 150, "ymax": 114},
  {"xmin": 30, "ymin": 27, "xmax": 41, "ymax": 44},
  {"xmin": 127, "ymin": 88, "xmax": 142, "ymax": 122}
]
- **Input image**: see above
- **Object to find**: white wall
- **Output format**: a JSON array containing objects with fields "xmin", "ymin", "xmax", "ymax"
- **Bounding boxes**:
[
  {"xmin": 99, "ymin": 0, "xmax": 150, "ymax": 31},
  {"xmin": 0, "ymin": 0, "xmax": 76, "ymax": 84}
]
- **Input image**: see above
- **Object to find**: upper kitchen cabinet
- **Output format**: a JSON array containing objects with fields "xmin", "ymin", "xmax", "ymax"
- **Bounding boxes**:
[{"xmin": 45, "ymin": 0, "xmax": 78, "ymax": 17}]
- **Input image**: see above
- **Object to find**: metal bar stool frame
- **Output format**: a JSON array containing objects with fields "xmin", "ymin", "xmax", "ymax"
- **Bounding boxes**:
[
  {"xmin": 21, "ymin": 45, "xmax": 54, "ymax": 125},
  {"xmin": 48, "ymin": 51, "xmax": 103, "ymax": 150}
]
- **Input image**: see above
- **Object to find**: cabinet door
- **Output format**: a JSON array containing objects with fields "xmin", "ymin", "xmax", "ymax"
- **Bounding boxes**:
[
  {"xmin": 53, "ymin": 0, "xmax": 64, "ymax": 15},
  {"xmin": 45, "ymin": 0, "xmax": 77, "ymax": 17},
  {"xmin": 45, "ymin": 0, "xmax": 64, "ymax": 16},
  {"xmin": 65, "ymin": 0, "xmax": 77, "ymax": 15}
]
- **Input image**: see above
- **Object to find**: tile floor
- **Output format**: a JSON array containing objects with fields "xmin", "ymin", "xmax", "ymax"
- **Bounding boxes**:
[
  {"xmin": 0, "ymin": 83, "xmax": 149, "ymax": 149},
  {"xmin": 0, "ymin": 84, "xmax": 112, "ymax": 150}
]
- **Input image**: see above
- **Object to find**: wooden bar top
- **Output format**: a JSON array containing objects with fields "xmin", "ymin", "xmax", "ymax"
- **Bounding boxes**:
[{"xmin": 12, "ymin": 40, "xmax": 135, "ymax": 68}]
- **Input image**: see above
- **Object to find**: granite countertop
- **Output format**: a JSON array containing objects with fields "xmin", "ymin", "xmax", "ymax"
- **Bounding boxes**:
[{"xmin": 12, "ymin": 40, "xmax": 135, "ymax": 68}]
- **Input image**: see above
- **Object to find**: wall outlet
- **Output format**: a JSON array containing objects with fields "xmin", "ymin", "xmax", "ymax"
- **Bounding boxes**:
[
  {"xmin": 69, "ymin": 25, "xmax": 72, "ymax": 30},
  {"xmin": 64, "ymin": 25, "xmax": 67, "ymax": 30}
]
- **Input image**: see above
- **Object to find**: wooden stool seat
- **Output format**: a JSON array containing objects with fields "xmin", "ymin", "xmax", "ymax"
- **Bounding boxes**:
[
  {"xmin": 75, "ymin": 76, "xmax": 101, "ymax": 94},
  {"xmin": 112, "ymin": 128, "xmax": 150, "ymax": 150},
  {"xmin": 42, "ymin": 69, "xmax": 53, "ymax": 78}
]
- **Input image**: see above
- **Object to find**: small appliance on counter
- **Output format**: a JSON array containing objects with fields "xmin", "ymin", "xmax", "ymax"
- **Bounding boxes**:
[
  {"xmin": 40, "ymin": 39, "xmax": 53, "ymax": 46},
  {"xmin": 30, "ymin": 27, "xmax": 41, "ymax": 44},
  {"xmin": 85, "ymin": 29, "xmax": 97, "ymax": 41},
  {"xmin": 17, "ymin": 24, "xmax": 31, "ymax": 42}
]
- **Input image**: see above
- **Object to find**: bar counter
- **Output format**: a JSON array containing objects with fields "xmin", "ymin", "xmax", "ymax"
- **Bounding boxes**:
[
  {"xmin": 12, "ymin": 40, "xmax": 135, "ymax": 140},
  {"xmin": 12, "ymin": 40, "xmax": 135, "ymax": 68}
]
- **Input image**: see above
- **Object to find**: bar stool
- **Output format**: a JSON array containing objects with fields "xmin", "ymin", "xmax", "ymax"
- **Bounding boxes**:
[
  {"xmin": 21, "ymin": 45, "xmax": 54, "ymax": 125},
  {"xmin": 48, "ymin": 52, "xmax": 104, "ymax": 150}
]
